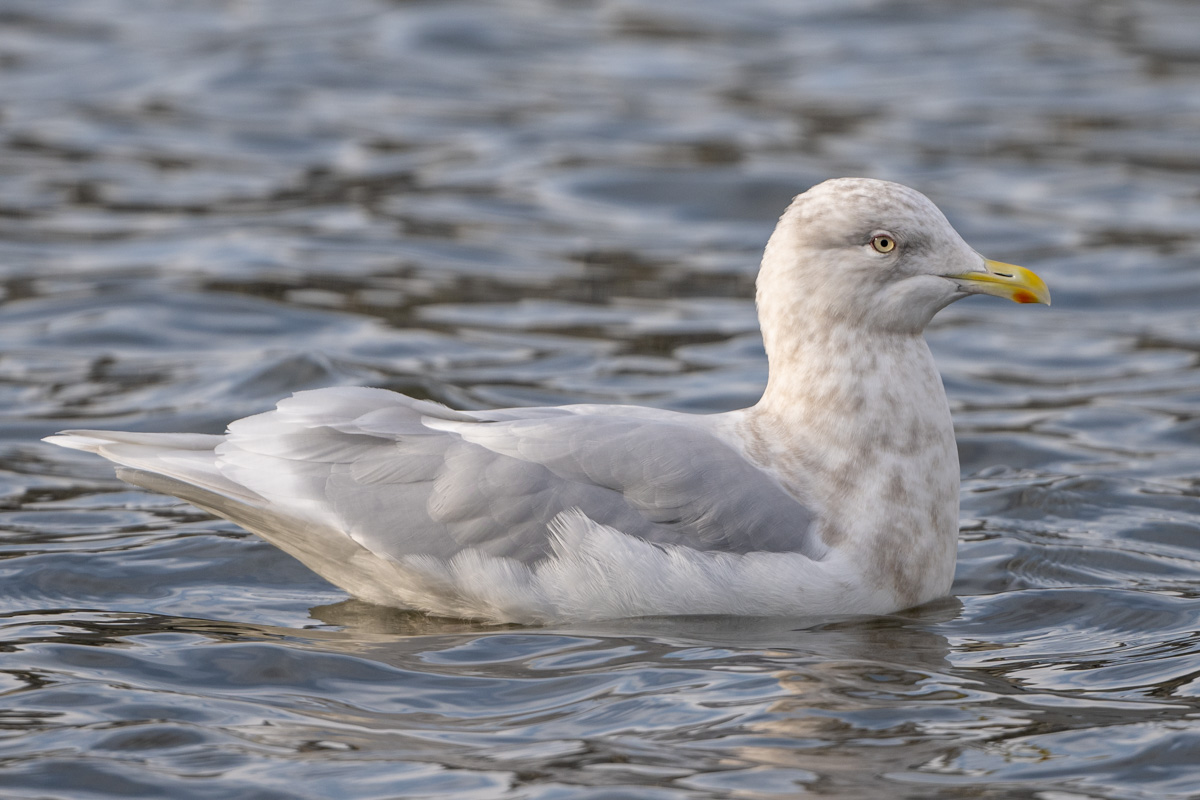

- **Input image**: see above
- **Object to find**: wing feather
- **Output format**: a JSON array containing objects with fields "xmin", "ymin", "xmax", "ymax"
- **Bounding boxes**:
[{"xmin": 49, "ymin": 387, "xmax": 823, "ymax": 572}]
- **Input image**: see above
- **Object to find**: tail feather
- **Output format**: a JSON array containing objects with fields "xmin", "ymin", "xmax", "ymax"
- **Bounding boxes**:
[
  {"xmin": 46, "ymin": 430, "xmax": 222, "ymax": 453},
  {"xmin": 43, "ymin": 430, "xmax": 260, "ymax": 504},
  {"xmin": 47, "ymin": 431, "xmax": 403, "ymax": 603}
]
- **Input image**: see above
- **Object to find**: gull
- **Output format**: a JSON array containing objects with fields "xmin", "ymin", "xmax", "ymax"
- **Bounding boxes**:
[{"xmin": 46, "ymin": 178, "xmax": 1049, "ymax": 624}]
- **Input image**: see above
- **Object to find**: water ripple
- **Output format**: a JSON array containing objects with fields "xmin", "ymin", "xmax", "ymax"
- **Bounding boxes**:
[{"xmin": 2, "ymin": 0, "xmax": 1200, "ymax": 797}]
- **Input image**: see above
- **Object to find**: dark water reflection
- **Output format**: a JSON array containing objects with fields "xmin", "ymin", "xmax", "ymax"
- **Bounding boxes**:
[{"xmin": 4, "ymin": 0, "xmax": 1200, "ymax": 797}]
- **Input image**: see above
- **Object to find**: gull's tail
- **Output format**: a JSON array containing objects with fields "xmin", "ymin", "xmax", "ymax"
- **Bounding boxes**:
[{"xmin": 44, "ymin": 430, "xmax": 379, "ymax": 595}]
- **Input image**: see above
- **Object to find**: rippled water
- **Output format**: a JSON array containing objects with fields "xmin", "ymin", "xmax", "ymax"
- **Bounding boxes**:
[{"xmin": 4, "ymin": 0, "xmax": 1200, "ymax": 797}]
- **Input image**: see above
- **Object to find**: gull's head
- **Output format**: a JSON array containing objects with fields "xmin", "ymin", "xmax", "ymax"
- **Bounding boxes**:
[{"xmin": 758, "ymin": 177, "xmax": 1049, "ymax": 336}]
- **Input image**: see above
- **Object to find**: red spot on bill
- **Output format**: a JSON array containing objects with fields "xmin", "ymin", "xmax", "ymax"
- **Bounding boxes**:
[{"xmin": 1014, "ymin": 290, "xmax": 1038, "ymax": 304}]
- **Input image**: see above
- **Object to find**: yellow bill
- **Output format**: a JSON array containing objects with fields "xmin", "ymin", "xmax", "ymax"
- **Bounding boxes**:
[{"xmin": 948, "ymin": 260, "xmax": 1051, "ymax": 305}]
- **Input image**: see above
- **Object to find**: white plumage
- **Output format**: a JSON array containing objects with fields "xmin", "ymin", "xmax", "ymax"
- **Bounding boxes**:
[{"xmin": 46, "ymin": 178, "xmax": 1049, "ymax": 623}]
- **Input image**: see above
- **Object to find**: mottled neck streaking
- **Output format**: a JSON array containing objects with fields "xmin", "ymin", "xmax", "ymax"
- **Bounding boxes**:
[{"xmin": 745, "ymin": 234, "xmax": 961, "ymax": 609}]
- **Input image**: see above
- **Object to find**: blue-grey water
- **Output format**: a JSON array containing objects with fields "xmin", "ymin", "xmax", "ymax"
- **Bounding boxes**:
[{"xmin": 4, "ymin": 1, "xmax": 1200, "ymax": 797}]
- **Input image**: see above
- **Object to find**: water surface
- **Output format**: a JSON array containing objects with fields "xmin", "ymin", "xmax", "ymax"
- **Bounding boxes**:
[{"xmin": 3, "ymin": 1, "xmax": 1200, "ymax": 797}]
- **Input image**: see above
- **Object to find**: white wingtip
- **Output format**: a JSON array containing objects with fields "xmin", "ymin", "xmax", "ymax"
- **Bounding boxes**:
[{"xmin": 43, "ymin": 433, "xmax": 110, "ymax": 453}]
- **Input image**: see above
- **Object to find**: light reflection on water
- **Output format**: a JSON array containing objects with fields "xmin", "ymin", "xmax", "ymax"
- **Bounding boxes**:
[{"xmin": 3, "ymin": 0, "xmax": 1200, "ymax": 797}]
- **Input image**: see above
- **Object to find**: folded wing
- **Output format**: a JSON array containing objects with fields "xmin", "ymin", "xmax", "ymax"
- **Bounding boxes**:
[{"xmin": 49, "ymin": 386, "xmax": 822, "ymax": 571}]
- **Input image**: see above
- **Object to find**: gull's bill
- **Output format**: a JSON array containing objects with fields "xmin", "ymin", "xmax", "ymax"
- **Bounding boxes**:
[{"xmin": 949, "ymin": 260, "xmax": 1051, "ymax": 305}]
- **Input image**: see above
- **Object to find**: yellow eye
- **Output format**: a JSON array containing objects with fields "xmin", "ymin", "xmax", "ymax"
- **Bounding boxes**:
[{"xmin": 871, "ymin": 235, "xmax": 896, "ymax": 254}]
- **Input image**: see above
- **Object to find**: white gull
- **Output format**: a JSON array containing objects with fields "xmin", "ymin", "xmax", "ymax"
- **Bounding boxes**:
[{"xmin": 46, "ymin": 178, "xmax": 1050, "ymax": 624}]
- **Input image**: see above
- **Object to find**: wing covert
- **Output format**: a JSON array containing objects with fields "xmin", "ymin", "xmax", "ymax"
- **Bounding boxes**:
[{"xmin": 213, "ymin": 388, "xmax": 822, "ymax": 565}]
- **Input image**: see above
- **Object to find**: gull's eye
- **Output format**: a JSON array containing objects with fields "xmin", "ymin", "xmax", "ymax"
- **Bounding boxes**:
[{"xmin": 871, "ymin": 235, "xmax": 896, "ymax": 254}]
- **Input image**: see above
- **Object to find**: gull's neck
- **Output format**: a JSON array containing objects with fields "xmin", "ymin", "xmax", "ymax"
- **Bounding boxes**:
[{"xmin": 756, "ymin": 317, "xmax": 945, "ymax": 438}]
